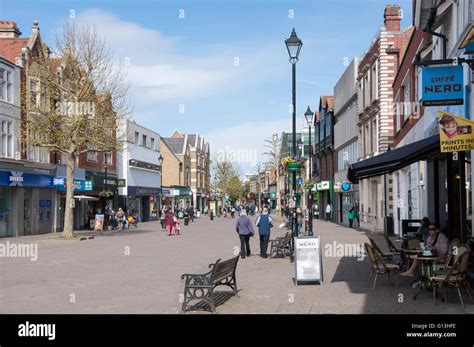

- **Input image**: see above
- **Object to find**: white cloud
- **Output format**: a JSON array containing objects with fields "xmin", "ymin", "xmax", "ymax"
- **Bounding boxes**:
[
  {"xmin": 74, "ymin": 9, "xmax": 241, "ymax": 102},
  {"xmin": 204, "ymin": 118, "xmax": 292, "ymax": 175}
]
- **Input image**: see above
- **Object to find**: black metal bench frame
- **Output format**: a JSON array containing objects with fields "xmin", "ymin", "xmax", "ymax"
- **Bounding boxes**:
[
  {"xmin": 270, "ymin": 232, "xmax": 292, "ymax": 258},
  {"xmin": 180, "ymin": 255, "xmax": 239, "ymax": 313}
]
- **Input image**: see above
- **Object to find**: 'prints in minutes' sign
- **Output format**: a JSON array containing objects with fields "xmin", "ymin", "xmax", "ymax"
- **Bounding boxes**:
[{"xmin": 438, "ymin": 111, "xmax": 474, "ymax": 153}]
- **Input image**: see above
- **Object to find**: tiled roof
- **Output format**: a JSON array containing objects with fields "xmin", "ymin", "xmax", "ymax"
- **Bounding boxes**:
[
  {"xmin": 187, "ymin": 134, "xmax": 196, "ymax": 147},
  {"xmin": 0, "ymin": 38, "xmax": 28, "ymax": 64},
  {"xmin": 163, "ymin": 138, "xmax": 184, "ymax": 155}
]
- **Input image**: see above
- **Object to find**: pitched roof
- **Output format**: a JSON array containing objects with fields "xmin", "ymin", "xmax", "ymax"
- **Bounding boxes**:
[
  {"xmin": 187, "ymin": 134, "xmax": 196, "ymax": 147},
  {"xmin": 163, "ymin": 138, "xmax": 184, "ymax": 155},
  {"xmin": 0, "ymin": 38, "xmax": 28, "ymax": 64}
]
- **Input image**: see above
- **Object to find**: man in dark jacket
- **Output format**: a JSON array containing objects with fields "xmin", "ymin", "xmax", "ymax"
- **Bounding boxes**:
[
  {"xmin": 235, "ymin": 209, "xmax": 254, "ymax": 258},
  {"xmin": 256, "ymin": 207, "xmax": 273, "ymax": 258}
]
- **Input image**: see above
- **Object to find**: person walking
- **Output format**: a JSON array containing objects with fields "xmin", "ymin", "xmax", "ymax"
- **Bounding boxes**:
[
  {"xmin": 296, "ymin": 207, "xmax": 303, "ymax": 236},
  {"xmin": 116, "ymin": 208, "xmax": 125, "ymax": 231},
  {"xmin": 325, "ymin": 203, "xmax": 332, "ymax": 222},
  {"xmin": 160, "ymin": 208, "xmax": 166, "ymax": 230},
  {"xmin": 348, "ymin": 207, "xmax": 355, "ymax": 228},
  {"xmin": 256, "ymin": 207, "xmax": 273, "ymax": 258},
  {"xmin": 235, "ymin": 209, "xmax": 254, "ymax": 259},
  {"xmin": 165, "ymin": 209, "xmax": 175, "ymax": 236}
]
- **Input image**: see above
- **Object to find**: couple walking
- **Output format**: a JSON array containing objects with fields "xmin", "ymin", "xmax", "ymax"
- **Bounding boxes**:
[{"xmin": 235, "ymin": 207, "xmax": 273, "ymax": 259}]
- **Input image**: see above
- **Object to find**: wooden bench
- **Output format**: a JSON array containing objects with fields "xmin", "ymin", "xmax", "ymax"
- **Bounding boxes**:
[
  {"xmin": 270, "ymin": 232, "xmax": 292, "ymax": 258},
  {"xmin": 180, "ymin": 255, "xmax": 239, "ymax": 313}
]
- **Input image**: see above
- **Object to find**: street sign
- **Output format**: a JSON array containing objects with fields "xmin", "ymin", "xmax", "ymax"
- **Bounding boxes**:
[
  {"xmin": 295, "ymin": 236, "xmax": 323, "ymax": 284},
  {"xmin": 421, "ymin": 65, "xmax": 464, "ymax": 106}
]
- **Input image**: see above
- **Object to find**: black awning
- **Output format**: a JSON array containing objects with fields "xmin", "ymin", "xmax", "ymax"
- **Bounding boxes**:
[{"xmin": 347, "ymin": 135, "xmax": 439, "ymax": 182}]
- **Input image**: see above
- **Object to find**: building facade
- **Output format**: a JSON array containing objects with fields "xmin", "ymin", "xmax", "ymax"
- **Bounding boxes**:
[
  {"xmin": 117, "ymin": 120, "xmax": 162, "ymax": 221},
  {"xmin": 160, "ymin": 134, "xmax": 192, "ymax": 211},
  {"xmin": 0, "ymin": 21, "xmax": 57, "ymax": 237},
  {"xmin": 356, "ymin": 5, "xmax": 413, "ymax": 232},
  {"xmin": 334, "ymin": 58, "xmax": 360, "ymax": 226},
  {"xmin": 314, "ymin": 96, "xmax": 335, "ymax": 220}
]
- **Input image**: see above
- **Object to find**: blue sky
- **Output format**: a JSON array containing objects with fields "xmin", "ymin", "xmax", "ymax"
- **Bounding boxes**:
[{"xmin": 2, "ymin": 0, "xmax": 412, "ymax": 175}]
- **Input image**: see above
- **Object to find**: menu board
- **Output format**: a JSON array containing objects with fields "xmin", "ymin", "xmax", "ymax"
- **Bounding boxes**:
[
  {"xmin": 94, "ymin": 214, "xmax": 104, "ymax": 232},
  {"xmin": 295, "ymin": 236, "xmax": 323, "ymax": 284}
]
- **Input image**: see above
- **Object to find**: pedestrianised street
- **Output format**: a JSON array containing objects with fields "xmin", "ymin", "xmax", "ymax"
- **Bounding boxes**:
[{"xmin": 0, "ymin": 217, "xmax": 469, "ymax": 314}]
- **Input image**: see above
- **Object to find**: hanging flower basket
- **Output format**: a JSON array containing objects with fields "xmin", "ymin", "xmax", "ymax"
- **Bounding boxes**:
[
  {"xmin": 99, "ymin": 191, "xmax": 114, "ymax": 199},
  {"xmin": 305, "ymin": 182, "xmax": 315, "ymax": 191}
]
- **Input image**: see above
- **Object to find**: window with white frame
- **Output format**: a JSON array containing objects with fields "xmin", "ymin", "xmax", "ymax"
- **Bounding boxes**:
[
  {"xmin": 0, "ymin": 120, "xmax": 14, "ymax": 158},
  {"xmin": 134, "ymin": 131, "xmax": 139, "ymax": 144},
  {"xmin": 27, "ymin": 130, "xmax": 49, "ymax": 163},
  {"xmin": 0, "ymin": 68, "xmax": 4, "ymax": 100},
  {"xmin": 29, "ymin": 79, "xmax": 40, "ymax": 108},
  {"xmin": 403, "ymin": 81, "xmax": 411, "ymax": 121},
  {"xmin": 104, "ymin": 152, "xmax": 112, "ymax": 165},
  {"xmin": 87, "ymin": 144, "xmax": 98, "ymax": 162},
  {"xmin": 0, "ymin": 68, "xmax": 14, "ymax": 103},
  {"xmin": 151, "ymin": 137, "xmax": 155, "ymax": 150},
  {"xmin": 371, "ymin": 64, "xmax": 377, "ymax": 102},
  {"xmin": 394, "ymin": 92, "xmax": 401, "ymax": 133}
]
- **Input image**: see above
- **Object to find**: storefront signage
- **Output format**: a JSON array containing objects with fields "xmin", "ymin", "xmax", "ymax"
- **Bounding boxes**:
[
  {"xmin": 53, "ymin": 177, "xmax": 93, "ymax": 192},
  {"xmin": 270, "ymin": 192, "xmax": 277, "ymax": 199},
  {"xmin": 295, "ymin": 236, "xmax": 323, "ymax": 284},
  {"xmin": 438, "ymin": 111, "xmax": 474, "ymax": 153},
  {"xmin": 117, "ymin": 179, "xmax": 126, "ymax": 188},
  {"xmin": 87, "ymin": 171, "xmax": 118, "ymax": 190},
  {"xmin": 128, "ymin": 186, "xmax": 161, "ymax": 196},
  {"xmin": 129, "ymin": 159, "xmax": 161, "ymax": 172},
  {"xmin": 421, "ymin": 65, "xmax": 464, "ymax": 106},
  {"xmin": 0, "ymin": 171, "xmax": 53, "ymax": 187},
  {"xmin": 341, "ymin": 182, "xmax": 351, "ymax": 192},
  {"xmin": 317, "ymin": 181, "xmax": 330, "ymax": 191}
]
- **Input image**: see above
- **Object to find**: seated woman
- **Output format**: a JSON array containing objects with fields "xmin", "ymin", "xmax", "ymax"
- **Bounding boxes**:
[{"xmin": 401, "ymin": 224, "xmax": 449, "ymax": 276}]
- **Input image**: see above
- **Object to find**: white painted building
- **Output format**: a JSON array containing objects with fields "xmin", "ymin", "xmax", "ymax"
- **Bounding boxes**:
[{"xmin": 117, "ymin": 120, "xmax": 162, "ymax": 222}]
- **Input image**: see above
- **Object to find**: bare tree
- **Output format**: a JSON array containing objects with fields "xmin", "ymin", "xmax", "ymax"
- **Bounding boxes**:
[
  {"xmin": 263, "ymin": 133, "xmax": 282, "ymax": 213},
  {"xmin": 23, "ymin": 21, "xmax": 131, "ymax": 238}
]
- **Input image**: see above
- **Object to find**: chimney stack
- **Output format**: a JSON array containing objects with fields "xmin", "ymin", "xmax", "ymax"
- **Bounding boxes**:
[
  {"xmin": 384, "ymin": 5, "xmax": 401, "ymax": 32},
  {"xmin": 0, "ymin": 21, "xmax": 22, "ymax": 38}
]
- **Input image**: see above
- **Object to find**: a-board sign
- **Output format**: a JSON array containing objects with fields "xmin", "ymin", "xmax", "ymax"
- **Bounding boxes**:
[
  {"xmin": 295, "ymin": 236, "xmax": 323, "ymax": 284},
  {"xmin": 94, "ymin": 214, "xmax": 104, "ymax": 232}
]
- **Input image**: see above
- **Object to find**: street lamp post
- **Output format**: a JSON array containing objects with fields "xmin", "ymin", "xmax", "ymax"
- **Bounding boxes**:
[
  {"xmin": 285, "ymin": 28, "xmax": 302, "ymax": 262},
  {"xmin": 304, "ymin": 106, "xmax": 314, "ymax": 236},
  {"xmin": 158, "ymin": 154, "xmax": 164, "ymax": 213}
]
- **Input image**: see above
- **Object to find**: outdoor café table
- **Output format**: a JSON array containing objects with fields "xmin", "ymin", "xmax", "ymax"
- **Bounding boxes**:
[
  {"xmin": 409, "ymin": 254, "xmax": 441, "ymax": 300},
  {"xmin": 400, "ymin": 249, "xmax": 423, "ymax": 271}
]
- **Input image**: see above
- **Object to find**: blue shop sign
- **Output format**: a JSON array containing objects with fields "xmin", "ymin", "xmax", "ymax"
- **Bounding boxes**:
[
  {"xmin": 0, "ymin": 171, "xmax": 53, "ymax": 187},
  {"xmin": 421, "ymin": 65, "xmax": 464, "ymax": 106},
  {"xmin": 341, "ymin": 182, "xmax": 351, "ymax": 192},
  {"xmin": 53, "ymin": 177, "xmax": 93, "ymax": 192}
]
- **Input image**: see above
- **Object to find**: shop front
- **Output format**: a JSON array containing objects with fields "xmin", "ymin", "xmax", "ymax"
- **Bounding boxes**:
[
  {"xmin": 173, "ymin": 186, "xmax": 192, "ymax": 210},
  {"xmin": 127, "ymin": 186, "xmax": 161, "ymax": 222},
  {"xmin": 316, "ymin": 180, "xmax": 332, "ymax": 221},
  {"xmin": 86, "ymin": 171, "xmax": 118, "ymax": 228},
  {"xmin": 333, "ymin": 179, "xmax": 359, "ymax": 226},
  {"xmin": 0, "ymin": 168, "xmax": 55, "ymax": 237}
]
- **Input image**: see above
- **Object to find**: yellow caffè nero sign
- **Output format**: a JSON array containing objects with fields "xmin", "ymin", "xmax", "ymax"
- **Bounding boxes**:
[{"xmin": 439, "ymin": 111, "xmax": 474, "ymax": 153}]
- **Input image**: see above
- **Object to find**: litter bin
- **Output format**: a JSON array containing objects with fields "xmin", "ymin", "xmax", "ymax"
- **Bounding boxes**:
[
  {"xmin": 210, "ymin": 211, "xmax": 214, "ymax": 221},
  {"xmin": 184, "ymin": 214, "xmax": 189, "ymax": 226}
]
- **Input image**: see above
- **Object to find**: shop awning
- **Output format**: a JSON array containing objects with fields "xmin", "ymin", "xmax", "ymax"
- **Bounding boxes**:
[
  {"xmin": 74, "ymin": 195, "xmax": 100, "ymax": 201},
  {"xmin": 347, "ymin": 135, "xmax": 439, "ymax": 182}
]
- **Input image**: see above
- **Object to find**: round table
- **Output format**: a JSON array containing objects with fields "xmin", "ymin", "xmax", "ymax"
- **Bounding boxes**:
[{"xmin": 409, "ymin": 255, "xmax": 441, "ymax": 300}]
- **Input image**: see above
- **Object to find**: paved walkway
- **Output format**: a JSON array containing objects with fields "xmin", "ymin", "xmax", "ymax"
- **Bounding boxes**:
[{"xmin": 0, "ymin": 216, "xmax": 472, "ymax": 314}]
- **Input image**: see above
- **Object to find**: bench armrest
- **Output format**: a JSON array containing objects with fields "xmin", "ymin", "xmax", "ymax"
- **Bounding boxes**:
[{"xmin": 181, "ymin": 271, "xmax": 213, "ymax": 286}]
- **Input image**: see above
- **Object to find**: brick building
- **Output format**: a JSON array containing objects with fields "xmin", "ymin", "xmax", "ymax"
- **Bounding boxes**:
[{"xmin": 356, "ymin": 5, "xmax": 413, "ymax": 232}]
